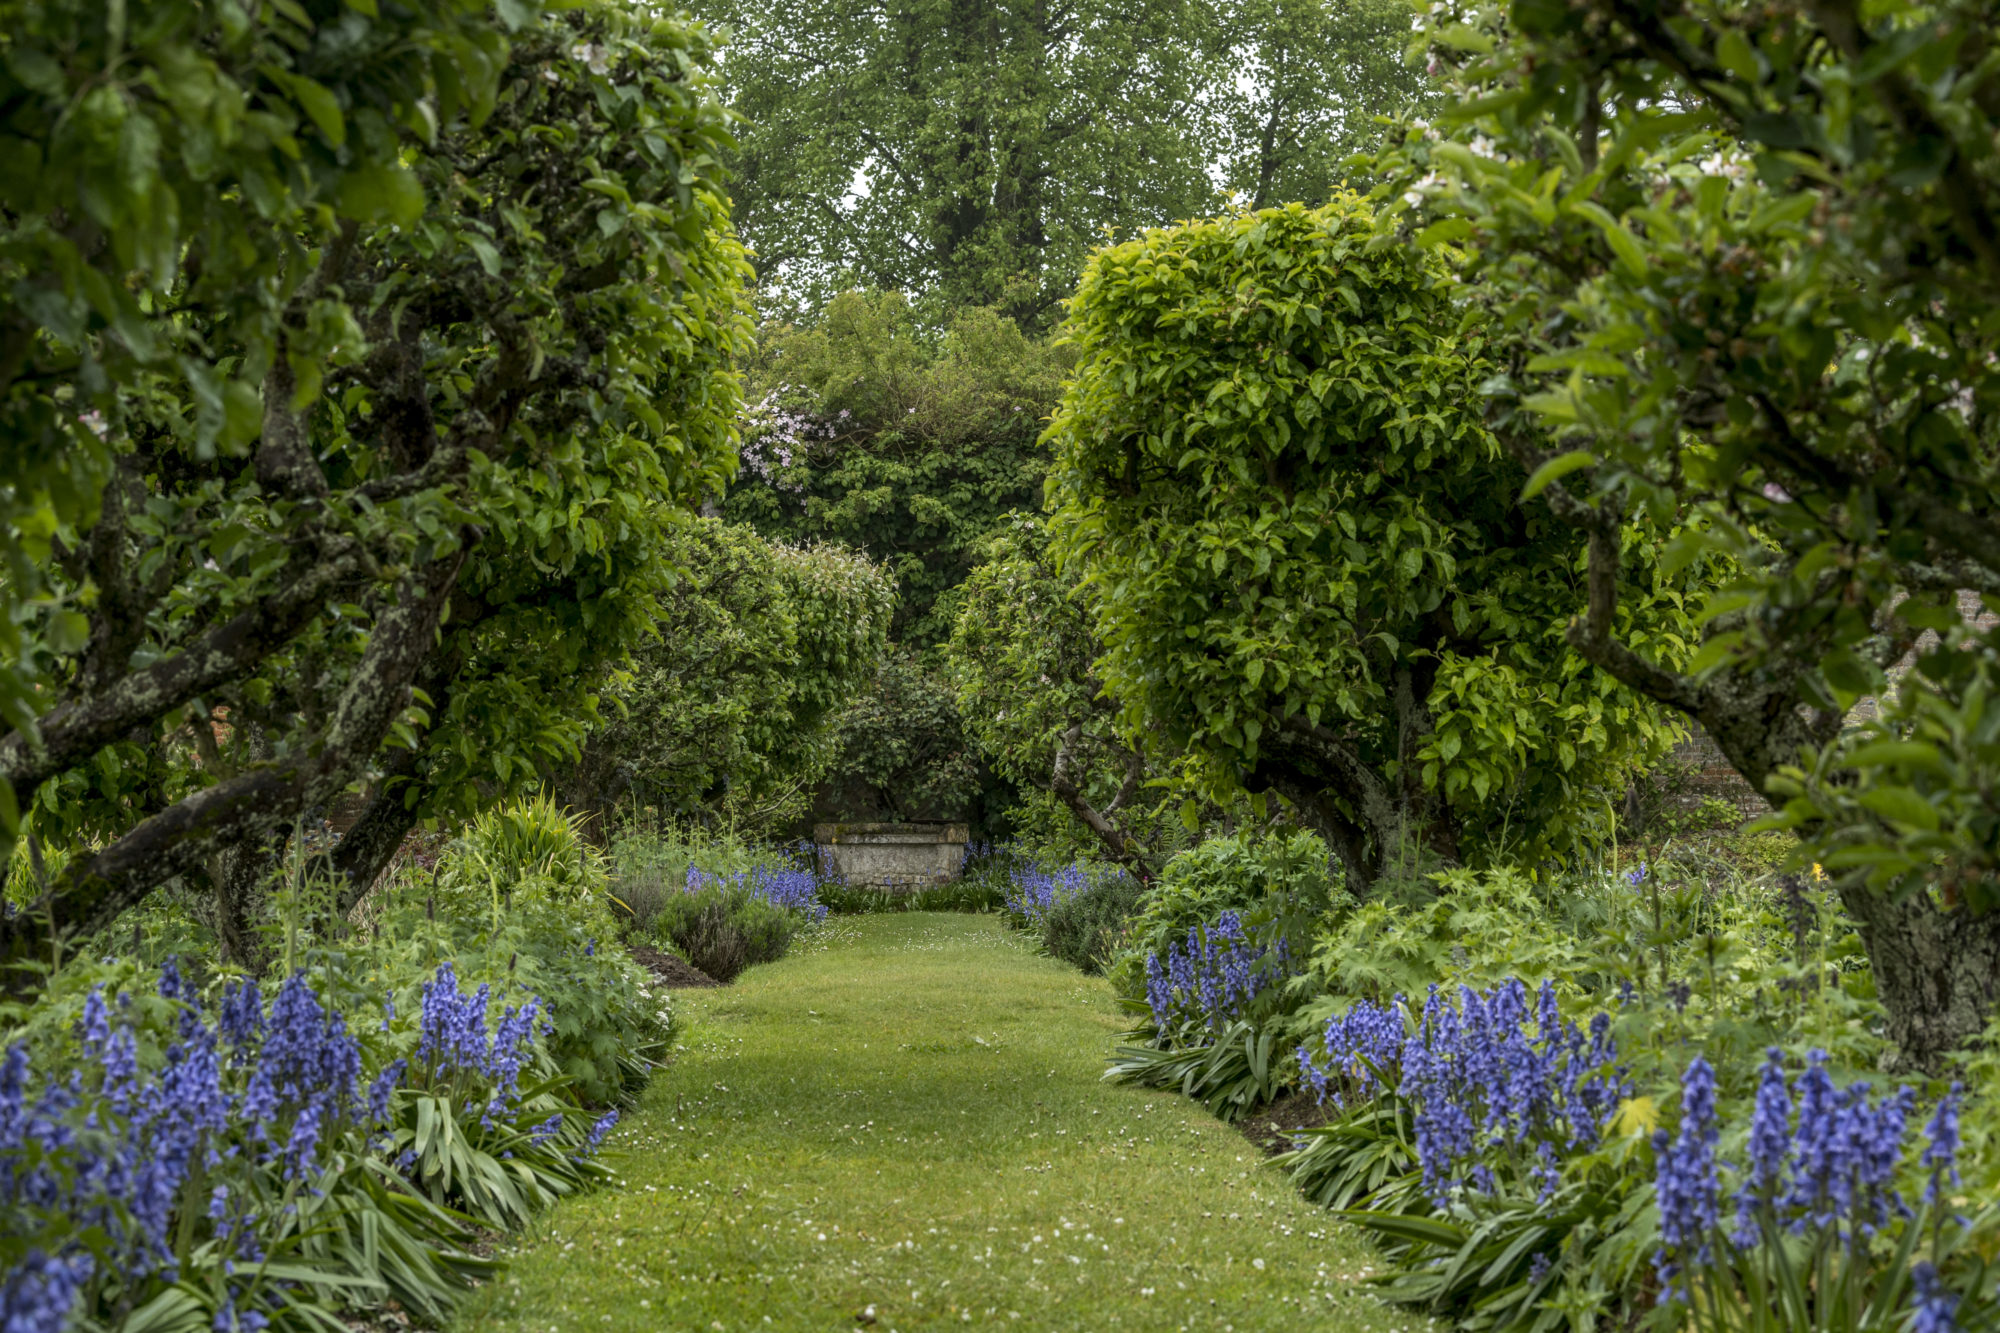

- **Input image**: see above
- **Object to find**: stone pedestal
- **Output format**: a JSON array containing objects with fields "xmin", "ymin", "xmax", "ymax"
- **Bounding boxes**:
[{"xmin": 813, "ymin": 822, "xmax": 968, "ymax": 891}]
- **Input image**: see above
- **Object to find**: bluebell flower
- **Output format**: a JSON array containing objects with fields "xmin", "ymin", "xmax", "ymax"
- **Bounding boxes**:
[
  {"xmin": 218, "ymin": 980, "xmax": 263, "ymax": 1049},
  {"xmin": 1652, "ymin": 1056, "xmax": 1719, "ymax": 1302},
  {"xmin": 1911, "ymin": 1261, "xmax": 1960, "ymax": 1333},
  {"xmin": 76, "ymin": 987, "xmax": 112, "ymax": 1051},
  {"xmin": 1732, "ymin": 1048, "xmax": 1790, "ymax": 1246},
  {"xmin": 583, "ymin": 1111, "xmax": 619, "ymax": 1155},
  {"xmin": 0, "ymin": 1248, "xmax": 92, "ymax": 1333},
  {"xmin": 1922, "ymin": 1084, "xmax": 1962, "ymax": 1207}
]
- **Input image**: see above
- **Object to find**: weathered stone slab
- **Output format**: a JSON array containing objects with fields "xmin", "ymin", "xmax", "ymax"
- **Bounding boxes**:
[{"xmin": 814, "ymin": 821, "xmax": 968, "ymax": 891}]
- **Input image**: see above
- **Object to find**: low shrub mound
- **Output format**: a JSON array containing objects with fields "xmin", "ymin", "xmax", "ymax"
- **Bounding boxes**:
[
  {"xmin": 652, "ymin": 879, "xmax": 796, "ymax": 983},
  {"xmin": 1039, "ymin": 871, "xmax": 1144, "ymax": 974}
]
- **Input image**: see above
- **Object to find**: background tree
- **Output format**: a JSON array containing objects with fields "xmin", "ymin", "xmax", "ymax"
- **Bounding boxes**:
[
  {"xmin": 705, "ymin": 0, "xmax": 1431, "ymax": 325},
  {"xmin": 1044, "ymin": 199, "xmax": 1704, "ymax": 888},
  {"xmin": 0, "ymin": 0, "xmax": 750, "ymax": 974},
  {"xmin": 1215, "ymin": 0, "xmax": 1429, "ymax": 210},
  {"xmin": 1375, "ymin": 0, "xmax": 2000, "ymax": 1069},
  {"xmin": 948, "ymin": 514, "xmax": 1162, "ymax": 875},
  {"xmin": 555, "ymin": 519, "xmax": 894, "ymax": 830},
  {"xmin": 705, "ymin": 0, "xmax": 1219, "ymax": 324},
  {"xmin": 722, "ymin": 290, "xmax": 1071, "ymax": 826}
]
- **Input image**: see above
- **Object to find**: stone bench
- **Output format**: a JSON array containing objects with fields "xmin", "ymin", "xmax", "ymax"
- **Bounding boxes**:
[{"xmin": 814, "ymin": 822, "xmax": 968, "ymax": 891}]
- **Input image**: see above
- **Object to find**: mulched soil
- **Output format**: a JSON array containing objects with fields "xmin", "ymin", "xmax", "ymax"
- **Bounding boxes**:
[
  {"xmin": 1236, "ymin": 1088, "xmax": 1336, "ymax": 1157},
  {"xmin": 630, "ymin": 945, "xmax": 723, "ymax": 989}
]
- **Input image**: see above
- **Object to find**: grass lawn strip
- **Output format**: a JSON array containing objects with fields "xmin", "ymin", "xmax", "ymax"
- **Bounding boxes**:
[{"xmin": 455, "ymin": 913, "xmax": 1425, "ymax": 1333}]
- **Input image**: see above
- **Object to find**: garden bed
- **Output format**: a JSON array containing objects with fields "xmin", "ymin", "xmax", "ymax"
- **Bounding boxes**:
[
  {"xmin": 1235, "ymin": 1088, "xmax": 1335, "ymax": 1157},
  {"xmin": 629, "ymin": 944, "xmax": 722, "ymax": 988}
]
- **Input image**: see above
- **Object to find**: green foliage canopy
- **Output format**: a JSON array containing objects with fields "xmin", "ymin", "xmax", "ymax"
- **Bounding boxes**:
[
  {"xmin": 1375, "ymin": 0, "xmax": 2000, "ymax": 1069},
  {"xmin": 707, "ymin": 0, "xmax": 1427, "ymax": 322},
  {"xmin": 0, "ymin": 0, "xmax": 751, "ymax": 970},
  {"xmin": 559, "ymin": 518, "xmax": 893, "ymax": 828},
  {"xmin": 947, "ymin": 514, "xmax": 1160, "ymax": 872},
  {"xmin": 1045, "ymin": 199, "xmax": 1703, "ymax": 885},
  {"xmin": 724, "ymin": 290, "xmax": 1069, "ymax": 646}
]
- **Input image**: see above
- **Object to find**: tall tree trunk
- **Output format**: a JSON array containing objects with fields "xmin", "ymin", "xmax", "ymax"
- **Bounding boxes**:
[
  {"xmin": 208, "ymin": 824, "xmax": 290, "ymax": 972},
  {"xmin": 1838, "ymin": 884, "xmax": 2000, "ymax": 1074},
  {"xmin": 330, "ymin": 751, "xmax": 431, "ymax": 915}
]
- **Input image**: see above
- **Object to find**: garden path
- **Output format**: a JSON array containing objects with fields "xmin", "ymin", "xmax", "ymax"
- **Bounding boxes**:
[{"xmin": 456, "ymin": 913, "xmax": 1424, "ymax": 1333}]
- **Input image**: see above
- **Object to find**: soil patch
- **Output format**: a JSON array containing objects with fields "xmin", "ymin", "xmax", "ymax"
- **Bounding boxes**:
[
  {"xmin": 630, "ymin": 945, "xmax": 721, "ymax": 989},
  {"xmin": 1237, "ymin": 1088, "xmax": 1335, "ymax": 1156}
]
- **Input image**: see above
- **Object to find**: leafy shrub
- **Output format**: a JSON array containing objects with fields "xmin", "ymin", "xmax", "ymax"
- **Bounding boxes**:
[
  {"xmin": 1039, "ymin": 871, "xmax": 1144, "ymax": 974},
  {"xmin": 1127, "ymin": 829, "xmax": 1349, "ymax": 958},
  {"xmin": 431, "ymin": 795, "xmax": 612, "ymax": 925},
  {"xmin": 1105, "ymin": 829, "xmax": 1348, "ymax": 1011},
  {"xmin": 368, "ymin": 872, "xmax": 670, "ymax": 1106},
  {"xmin": 650, "ymin": 883, "xmax": 795, "ymax": 983},
  {"xmin": 460, "ymin": 793, "xmax": 606, "ymax": 889}
]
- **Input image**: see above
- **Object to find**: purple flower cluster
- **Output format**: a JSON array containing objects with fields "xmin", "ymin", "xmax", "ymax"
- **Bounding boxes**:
[
  {"xmin": 1297, "ymin": 1000, "xmax": 1405, "ymax": 1107},
  {"xmin": 1, "ymin": 967, "xmax": 397, "ymax": 1333},
  {"xmin": 1654, "ymin": 1056, "xmax": 1721, "ymax": 1298},
  {"xmin": 1653, "ymin": 1049, "xmax": 1964, "ymax": 1326},
  {"xmin": 2, "ymin": 957, "xmax": 603, "ymax": 1333},
  {"xmin": 684, "ymin": 865, "xmax": 828, "ymax": 922},
  {"xmin": 1005, "ymin": 862, "xmax": 1087, "ymax": 925},
  {"xmin": 1369, "ymin": 980, "xmax": 1624, "ymax": 1205},
  {"xmin": 1142, "ymin": 911, "xmax": 1284, "ymax": 1034},
  {"xmin": 417, "ymin": 962, "xmax": 549, "ymax": 1124}
]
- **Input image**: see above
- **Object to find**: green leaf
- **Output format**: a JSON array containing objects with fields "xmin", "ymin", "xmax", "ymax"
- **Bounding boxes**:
[
  {"xmin": 337, "ymin": 161, "xmax": 426, "ymax": 225},
  {"xmin": 47, "ymin": 610, "xmax": 89, "ymax": 653},
  {"xmin": 1857, "ymin": 786, "xmax": 1939, "ymax": 831},
  {"xmin": 1415, "ymin": 218, "xmax": 1472, "ymax": 248},
  {"xmin": 1845, "ymin": 741, "xmax": 1946, "ymax": 772},
  {"xmin": 1714, "ymin": 30, "xmax": 1760, "ymax": 83},
  {"xmin": 1519, "ymin": 450, "xmax": 1594, "ymax": 500},
  {"xmin": 273, "ymin": 70, "xmax": 346, "ymax": 147},
  {"xmin": 1570, "ymin": 201, "xmax": 1647, "ymax": 278}
]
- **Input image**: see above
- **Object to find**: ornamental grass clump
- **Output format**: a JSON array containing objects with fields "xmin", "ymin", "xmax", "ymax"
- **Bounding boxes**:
[
  {"xmin": 1, "ymin": 957, "xmax": 623, "ymax": 1333},
  {"xmin": 1652, "ymin": 1051, "xmax": 1996, "ymax": 1332}
]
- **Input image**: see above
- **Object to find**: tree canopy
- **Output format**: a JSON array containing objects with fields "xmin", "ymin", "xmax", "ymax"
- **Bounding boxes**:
[
  {"xmin": 947, "ymin": 514, "xmax": 1161, "ymax": 874},
  {"xmin": 556, "ymin": 519, "xmax": 894, "ymax": 829},
  {"xmin": 1044, "ymin": 198, "xmax": 1705, "ymax": 886},
  {"xmin": 0, "ymin": 0, "xmax": 750, "ymax": 971},
  {"xmin": 1372, "ymin": 0, "xmax": 2000, "ymax": 1069},
  {"xmin": 705, "ymin": 0, "xmax": 1425, "ymax": 323}
]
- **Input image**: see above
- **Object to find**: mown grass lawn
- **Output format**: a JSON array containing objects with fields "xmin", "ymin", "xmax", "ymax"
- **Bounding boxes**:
[{"xmin": 455, "ymin": 913, "xmax": 1427, "ymax": 1333}]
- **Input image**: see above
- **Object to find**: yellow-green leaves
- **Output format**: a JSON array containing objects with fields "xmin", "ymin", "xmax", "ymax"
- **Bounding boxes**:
[{"xmin": 1046, "ymin": 200, "xmax": 1698, "ymax": 873}]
